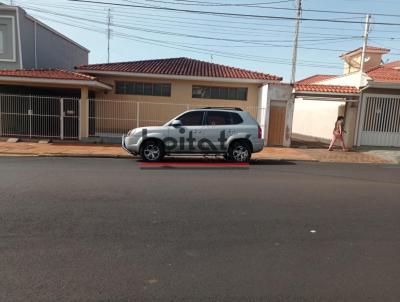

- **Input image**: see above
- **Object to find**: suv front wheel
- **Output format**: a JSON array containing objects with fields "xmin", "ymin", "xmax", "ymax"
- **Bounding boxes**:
[
  {"xmin": 140, "ymin": 140, "xmax": 165, "ymax": 162},
  {"xmin": 228, "ymin": 141, "xmax": 251, "ymax": 162}
]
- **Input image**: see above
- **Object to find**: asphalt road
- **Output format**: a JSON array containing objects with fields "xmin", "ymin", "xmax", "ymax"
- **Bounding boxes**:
[{"xmin": 1, "ymin": 157, "xmax": 400, "ymax": 302}]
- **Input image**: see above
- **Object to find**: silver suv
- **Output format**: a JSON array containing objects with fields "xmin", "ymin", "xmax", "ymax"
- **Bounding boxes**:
[{"xmin": 122, "ymin": 107, "xmax": 264, "ymax": 162}]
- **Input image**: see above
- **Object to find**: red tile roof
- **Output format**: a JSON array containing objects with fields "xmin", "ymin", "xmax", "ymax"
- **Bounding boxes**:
[
  {"xmin": 0, "ymin": 69, "xmax": 97, "ymax": 81},
  {"xmin": 367, "ymin": 65, "xmax": 400, "ymax": 84},
  {"xmin": 77, "ymin": 57, "xmax": 282, "ymax": 81},
  {"xmin": 296, "ymin": 74, "xmax": 337, "ymax": 85},
  {"xmin": 295, "ymin": 84, "xmax": 359, "ymax": 94},
  {"xmin": 382, "ymin": 60, "xmax": 400, "ymax": 69},
  {"xmin": 340, "ymin": 46, "xmax": 390, "ymax": 57}
]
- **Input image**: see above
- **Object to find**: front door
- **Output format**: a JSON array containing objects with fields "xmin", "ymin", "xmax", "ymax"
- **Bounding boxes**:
[{"xmin": 268, "ymin": 101, "xmax": 287, "ymax": 146}]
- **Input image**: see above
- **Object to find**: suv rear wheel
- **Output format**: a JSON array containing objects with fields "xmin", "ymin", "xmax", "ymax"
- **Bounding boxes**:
[
  {"xmin": 140, "ymin": 140, "xmax": 165, "ymax": 162},
  {"xmin": 228, "ymin": 141, "xmax": 251, "ymax": 162}
]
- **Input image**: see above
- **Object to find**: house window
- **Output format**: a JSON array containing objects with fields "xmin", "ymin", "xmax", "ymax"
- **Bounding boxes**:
[
  {"xmin": 192, "ymin": 85, "xmax": 248, "ymax": 101},
  {"xmin": 115, "ymin": 81, "xmax": 171, "ymax": 97}
]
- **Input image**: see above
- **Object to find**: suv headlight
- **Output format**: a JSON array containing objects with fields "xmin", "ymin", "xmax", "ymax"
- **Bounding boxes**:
[{"xmin": 127, "ymin": 129, "xmax": 136, "ymax": 136}]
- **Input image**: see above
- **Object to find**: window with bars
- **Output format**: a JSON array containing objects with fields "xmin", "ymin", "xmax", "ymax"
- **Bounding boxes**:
[
  {"xmin": 192, "ymin": 86, "xmax": 248, "ymax": 101},
  {"xmin": 115, "ymin": 81, "xmax": 171, "ymax": 97}
]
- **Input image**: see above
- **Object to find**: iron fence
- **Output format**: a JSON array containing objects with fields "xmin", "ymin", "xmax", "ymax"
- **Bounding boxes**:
[
  {"xmin": 0, "ymin": 93, "xmax": 261, "ymax": 139},
  {"xmin": 0, "ymin": 94, "xmax": 80, "ymax": 140},
  {"xmin": 89, "ymin": 98, "xmax": 260, "ymax": 137}
]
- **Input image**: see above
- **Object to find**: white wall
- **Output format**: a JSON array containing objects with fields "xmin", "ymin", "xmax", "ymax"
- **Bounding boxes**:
[
  {"xmin": 318, "ymin": 71, "xmax": 369, "ymax": 88},
  {"xmin": 257, "ymin": 83, "xmax": 292, "ymax": 146},
  {"xmin": 266, "ymin": 84, "xmax": 293, "ymax": 146},
  {"xmin": 292, "ymin": 99, "xmax": 345, "ymax": 142}
]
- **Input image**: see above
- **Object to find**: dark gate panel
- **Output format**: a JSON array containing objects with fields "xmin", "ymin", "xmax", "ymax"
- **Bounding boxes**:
[{"xmin": 0, "ymin": 94, "xmax": 79, "ymax": 140}]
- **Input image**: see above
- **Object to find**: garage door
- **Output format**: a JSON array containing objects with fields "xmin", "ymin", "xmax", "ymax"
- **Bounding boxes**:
[{"xmin": 360, "ymin": 96, "xmax": 400, "ymax": 147}]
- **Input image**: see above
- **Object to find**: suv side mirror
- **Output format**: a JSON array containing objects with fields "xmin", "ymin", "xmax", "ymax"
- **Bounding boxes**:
[{"xmin": 171, "ymin": 120, "xmax": 182, "ymax": 127}]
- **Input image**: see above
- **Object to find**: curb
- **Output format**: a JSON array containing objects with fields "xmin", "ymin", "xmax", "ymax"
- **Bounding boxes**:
[
  {"xmin": 0, "ymin": 152, "xmax": 393, "ymax": 164},
  {"xmin": 0, "ymin": 152, "xmax": 317, "ymax": 163},
  {"xmin": 38, "ymin": 153, "xmax": 133, "ymax": 159},
  {"xmin": 0, "ymin": 152, "xmax": 133, "ymax": 159}
]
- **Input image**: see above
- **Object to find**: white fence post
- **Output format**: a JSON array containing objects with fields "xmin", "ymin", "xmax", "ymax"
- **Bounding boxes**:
[
  {"xmin": 28, "ymin": 95, "xmax": 32, "ymax": 139},
  {"xmin": 78, "ymin": 98, "xmax": 82, "ymax": 141},
  {"xmin": 136, "ymin": 102, "xmax": 140, "ymax": 128},
  {"xmin": 60, "ymin": 98, "xmax": 64, "ymax": 140}
]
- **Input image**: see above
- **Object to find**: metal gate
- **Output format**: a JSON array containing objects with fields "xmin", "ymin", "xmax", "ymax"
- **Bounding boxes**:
[
  {"xmin": 360, "ymin": 95, "xmax": 400, "ymax": 147},
  {"xmin": 0, "ymin": 94, "xmax": 80, "ymax": 140}
]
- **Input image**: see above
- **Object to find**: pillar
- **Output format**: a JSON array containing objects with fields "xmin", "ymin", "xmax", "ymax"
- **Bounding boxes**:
[
  {"xmin": 79, "ymin": 86, "xmax": 89, "ymax": 140},
  {"xmin": 283, "ymin": 98, "xmax": 294, "ymax": 147},
  {"xmin": 257, "ymin": 84, "xmax": 270, "ymax": 145}
]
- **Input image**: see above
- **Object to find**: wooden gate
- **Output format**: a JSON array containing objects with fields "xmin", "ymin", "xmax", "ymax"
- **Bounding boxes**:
[{"xmin": 268, "ymin": 101, "xmax": 286, "ymax": 146}]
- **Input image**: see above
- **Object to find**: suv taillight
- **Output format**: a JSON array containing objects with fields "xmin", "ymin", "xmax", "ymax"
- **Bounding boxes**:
[{"xmin": 258, "ymin": 125, "xmax": 262, "ymax": 139}]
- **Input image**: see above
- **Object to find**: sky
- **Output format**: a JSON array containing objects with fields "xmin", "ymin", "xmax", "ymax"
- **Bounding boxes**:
[{"xmin": 6, "ymin": 0, "xmax": 400, "ymax": 81}]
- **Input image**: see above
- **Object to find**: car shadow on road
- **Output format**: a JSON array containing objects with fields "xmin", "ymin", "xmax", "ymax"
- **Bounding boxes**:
[
  {"xmin": 135, "ymin": 157, "xmax": 297, "ymax": 166},
  {"xmin": 251, "ymin": 160, "xmax": 297, "ymax": 165}
]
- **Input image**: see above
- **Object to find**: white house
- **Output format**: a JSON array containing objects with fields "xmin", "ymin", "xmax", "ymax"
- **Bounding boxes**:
[{"xmin": 293, "ymin": 46, "xmax": 400, "ymax": 148}]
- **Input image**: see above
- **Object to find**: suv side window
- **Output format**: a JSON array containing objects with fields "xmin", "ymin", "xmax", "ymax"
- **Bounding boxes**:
[
  {"xmin": 231, "ymin": 112, "xmax": 243, "ymax": 125},
  {"xmin": 178, "ymin": 111, "xmax": 204, "ymax": 126},
  {"xmin": 206, "ymin": 111, "xmax": 243, "ymax": 125}
]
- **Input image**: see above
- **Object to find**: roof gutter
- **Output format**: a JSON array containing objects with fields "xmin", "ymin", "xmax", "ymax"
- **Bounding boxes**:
[
  {"xmin": 75, "ymin": 69, "xmax": 281, "ymax": 84},
  {"xmin": 294, "ymin": 90, "xmax": 359, "ymax": 97},
  {"xmin": 364, "ymin": 81, "xmax": 400, "ymax": 89},
  {"xmin": 0, "ymin": 76, "xmax": 112, "ymax": 90},
  {"xmin": 295, "ymin": 96, "xmax": 357, "ymax": 102}
]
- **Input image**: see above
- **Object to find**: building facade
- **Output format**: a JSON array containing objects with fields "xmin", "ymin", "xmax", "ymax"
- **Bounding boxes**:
[
  {"xmin": 76, "ymin": 57, "xmax": 293, "ymax": 146},
  {"xmin": 0, "ymin": 57, "xmax": 292, "ymax": 146},
  {"xmin": 293, "ymin": 46, "xmax": 400, "ymax": 148},
  {"xmin": 0, "ymin": 4, "xmax": 88, "ymax": 70}
]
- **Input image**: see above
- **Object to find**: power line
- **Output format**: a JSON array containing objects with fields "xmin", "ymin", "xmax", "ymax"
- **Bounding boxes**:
[
  {"xmin": 23, "ymin": 2, "xmax": 367, "ymax": 38},
  {"xmin": 20, "ymin": 0, "xmax": 380, "ymax": 34},
  {"xmin": 140, "ymin": 0, "xmax": 400, "ymax": 18},
  {"xmin": 31, "ymin": 14, "xmax": 343, "ymax": 69},
  {"xmin": 138, "ymin": 0, "xmax": 295, "ymax": 8},
  {"xmin": 23, "ymin": 4, "xmax": 365, "ymax": 53},
  {"xmin": 67, "ymin": 0, "xmax": 400, "ymax": 25},
  {"xmin": 25, "ymin": 2, "xmax": 400, "ymax": 39},
  {"xmin": 25, "ymin": 6, "xmax": 362, "ymax": 45}
]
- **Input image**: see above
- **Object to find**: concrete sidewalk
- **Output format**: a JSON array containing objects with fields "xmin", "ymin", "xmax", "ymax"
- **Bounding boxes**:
[{"xmin": 0, "ymin": 140, "xmax": 395, "ymax": 164}]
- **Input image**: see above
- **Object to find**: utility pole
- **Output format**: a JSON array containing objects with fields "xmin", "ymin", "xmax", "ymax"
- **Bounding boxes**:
[
  {"xmin": 290, "ymin": 0, "xmax": 302, "ymax": 84},
  {"xmin": 107, "ymin": 8, "xmax": 111, "ymax": 63},
  {"xmin": 359, "ymin": 14, "xmax": 371, "ymax": 85},
  {"xmin": 354, "ymin": 14, "xmax": 371, "ymax": 147}
]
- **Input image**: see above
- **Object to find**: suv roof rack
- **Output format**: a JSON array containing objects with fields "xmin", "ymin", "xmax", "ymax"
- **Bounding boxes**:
[{"xmin": 200, "ymin": 107, "xmax": 243, "ymax": 111}]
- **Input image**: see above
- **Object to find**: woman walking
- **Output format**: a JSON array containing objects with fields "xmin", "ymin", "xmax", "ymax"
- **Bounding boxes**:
[{"xmin": 328, "ymin": 116, "xmax": 346, "ymax": 151}]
